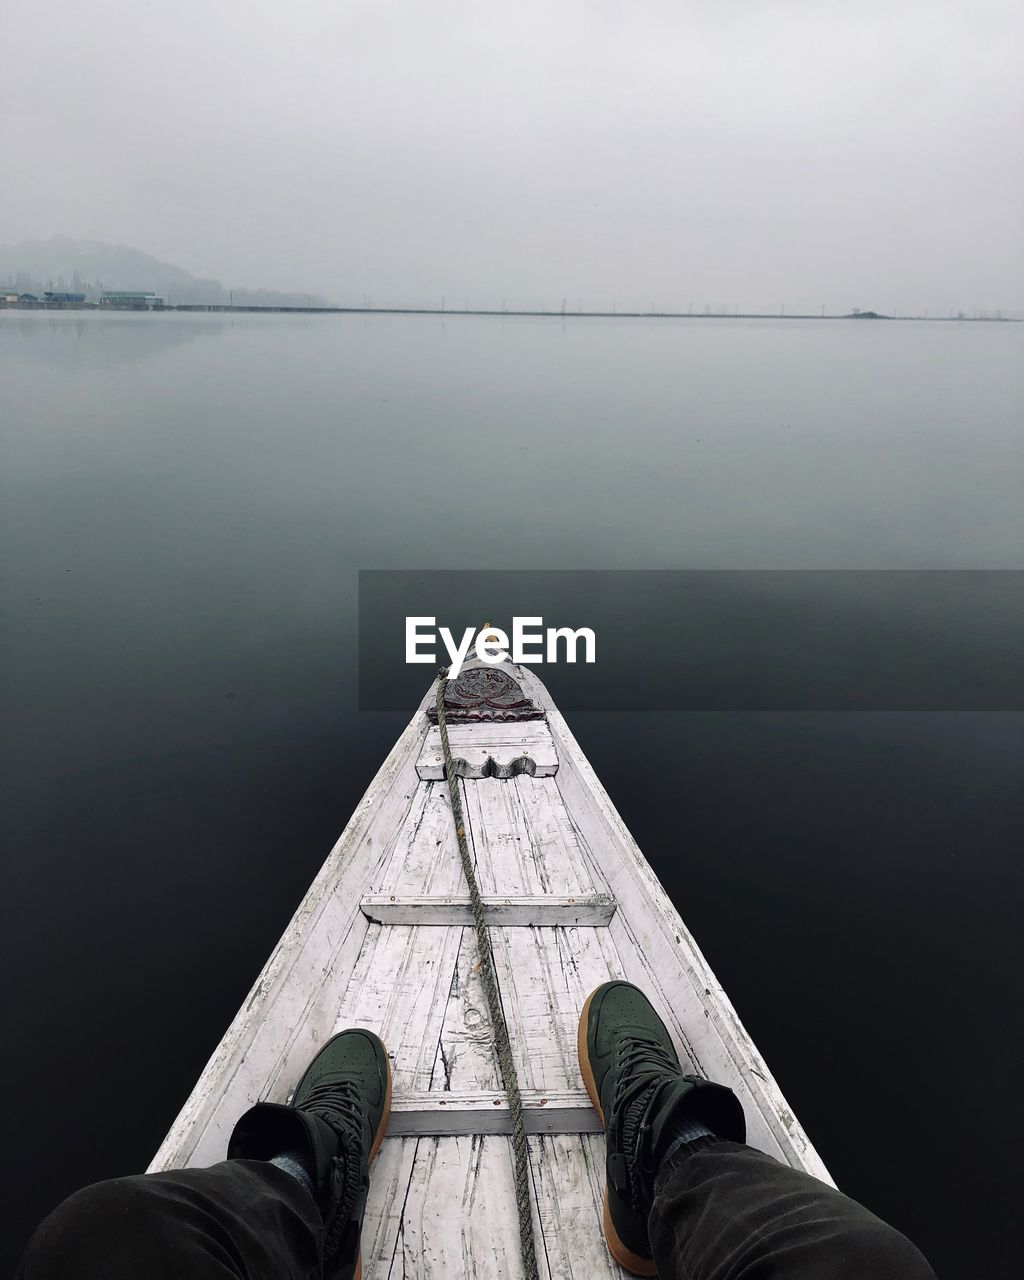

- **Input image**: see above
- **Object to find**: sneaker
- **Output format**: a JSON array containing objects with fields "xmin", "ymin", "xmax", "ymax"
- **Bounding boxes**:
[
  {"xmin": 578, "ymin": 981, "xmax": 744, "ymax": 1275},
  {"xmin": 228, "ymin": 1028, "xmax": 392, "ymax": 1280}
]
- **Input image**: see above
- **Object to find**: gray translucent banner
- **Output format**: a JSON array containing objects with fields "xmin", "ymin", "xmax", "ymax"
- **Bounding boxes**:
[{"xmin": 358, "ymin": 570, "xmax": 1023, "ymax": 712}]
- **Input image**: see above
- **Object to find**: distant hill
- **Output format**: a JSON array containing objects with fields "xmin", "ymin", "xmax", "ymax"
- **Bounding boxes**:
[{"xmin": 0, "ymin": 236, "xmax": 329, "ymax": 307}]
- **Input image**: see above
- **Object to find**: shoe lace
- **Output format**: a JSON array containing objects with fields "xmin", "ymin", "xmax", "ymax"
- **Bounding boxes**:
[
  {"xmin": 613, "ymin": 1033, "xmax": 682, "ymax": 1211},
  {"xmin": 300, "ymin": 1075, "xmax": 364, "ymax": 1141},
  {"xmin": 614, "ymin": 1034, "xmax": 679, "ymax": 1112}
]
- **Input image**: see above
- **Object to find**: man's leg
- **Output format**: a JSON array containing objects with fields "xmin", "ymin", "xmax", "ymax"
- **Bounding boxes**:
[
  {"xmin": 649, "ymin": 1136, "xmax": 935, "ymax": 1280},
  {"xmin": 17, "ymin": 1027, "xmax": 391, "ymax": 1280},
  {"xmin": 17, "ymin": 1159, "xmax": 322, "ymax": 1280},
  {"xmin": 580, "ymin": 981, "xmax": 935, "ymax": 1279}
]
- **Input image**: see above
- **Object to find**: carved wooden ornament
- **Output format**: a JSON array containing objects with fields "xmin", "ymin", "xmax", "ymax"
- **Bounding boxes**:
[{"xmin": 427, "ymin": 666, "xmax": 545, "ymax": 723}]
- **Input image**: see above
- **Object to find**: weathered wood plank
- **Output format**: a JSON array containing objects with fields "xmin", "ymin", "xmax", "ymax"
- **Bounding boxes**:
[
  {"xmin": 492, "ymin": 925, "xmax": 626, "ymax": 1094},
  {"xmin": 361, "ymin": 1138, "xmax": 419, "ymax": 1278},
  {"xmin": 464, "ymin": 775, "xmax": 605, "ymax": 897},
  {"xmin": 361, "ymin": 1135, "xmax": 617, "ymax": 1279},
  {"xmin": 387, "ymin": 1089, "xmax": 600, "ymax": 1136},
  {"xmin": 378, "ymin": 1135, "xmax": 527, "ymax": 1277},
  {"xmin": 371, "ymin": 778, "xmax": 472, "ymax": 897},
  {"xmin": 428, "ymin": 924, "xmax": 498, "ymax": 1092},
  {"xmin": 530, "ymin": 1134, "xmax": 623, "ymax": 1280},
  {"xmin": 321, "ymin": 920, "xmax": 621, "ymax": 1106},
  {"xmin": 329, "ymin": 922, "xmax": 464, "ymax": 1093},
  {"xmin": 422, "ymin": 723, "xmax": 555, "ymax": 752},
  {"xmin": 429, "ymin": 923, "xmax": 626, "ymax": 1096},
  {"xmin": 367, "ymin": 1135, "xmax": 541, "ymax": 1278},
  {"xmin": 377, "ymin": 773, "xmax": 612, "ymax": 902},
  {"xmin": 417, "ymin": 723, "xmax": 558, "ymax": 779},
  {"xmin": 360, "ymin": 894, "xmax": 617, "ymax": 927}
]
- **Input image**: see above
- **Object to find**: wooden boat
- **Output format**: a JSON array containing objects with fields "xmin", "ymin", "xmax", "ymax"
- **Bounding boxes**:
[{"xmin": 151, "ymin": 651, "xmax": 830, "ymax": 1276}]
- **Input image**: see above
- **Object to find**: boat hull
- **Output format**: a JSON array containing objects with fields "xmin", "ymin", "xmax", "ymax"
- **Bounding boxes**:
[{"xmin": 151, "ymin": 661, "xmax": 829, "ymax": 1276}]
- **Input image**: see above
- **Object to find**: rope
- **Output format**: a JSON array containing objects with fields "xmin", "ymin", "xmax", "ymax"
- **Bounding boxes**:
[{"xmin": 435, "ymin": 669, "xmax": 540, "ymax": 1280}]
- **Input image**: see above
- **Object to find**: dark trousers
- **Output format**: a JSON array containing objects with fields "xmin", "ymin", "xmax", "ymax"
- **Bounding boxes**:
[
  {"xmin": 649, "ymin": 1137, "xmax": 935, "ymax": 1279},
  {"xmin": 18, "ymin": 1139, "xmax": 935, "ymax": 1279}
]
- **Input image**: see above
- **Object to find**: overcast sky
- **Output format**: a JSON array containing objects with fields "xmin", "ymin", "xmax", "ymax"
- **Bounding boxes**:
[{"xmin": 2, "ymin": 0, "xmax": 1021, "ymax": 312}]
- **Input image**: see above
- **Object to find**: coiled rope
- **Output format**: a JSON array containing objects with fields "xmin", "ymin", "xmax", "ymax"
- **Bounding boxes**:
[{"xmin": 434, "ymin": 669, "xmax": 540, "ymax": 1280}]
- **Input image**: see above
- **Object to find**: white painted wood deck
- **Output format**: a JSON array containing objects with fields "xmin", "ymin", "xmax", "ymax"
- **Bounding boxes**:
[{"xmin": 150, "ymin": 658, "xmax": 830, "ymax": 1277}]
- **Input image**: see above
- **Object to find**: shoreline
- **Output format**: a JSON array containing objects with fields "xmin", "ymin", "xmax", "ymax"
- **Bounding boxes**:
[{"xmin": 0, "ymin": 301, "xmax": 1018, "ymax": 322}]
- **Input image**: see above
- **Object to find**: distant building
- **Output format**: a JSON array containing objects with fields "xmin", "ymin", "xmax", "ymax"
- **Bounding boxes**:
[
  {"xmin": 44, "ymin": 291, "xmax": 87, "ymax": 304},
  {"xmin": 2, "ymin": 292, "xmax": 19, "ymax": 304},
  {"xmin": 100, "ymin": 291, "xmax": 164, "ymax": 310}
]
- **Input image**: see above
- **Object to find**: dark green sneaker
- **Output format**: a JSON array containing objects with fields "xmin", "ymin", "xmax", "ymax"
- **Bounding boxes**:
[
  {"xmin": 228, "ymin": 1028, "xmax": 392, "ymax": 1280},
  {"xmin": 578, "ymin": 982, "xmax": 744, "ymax": 1275}
]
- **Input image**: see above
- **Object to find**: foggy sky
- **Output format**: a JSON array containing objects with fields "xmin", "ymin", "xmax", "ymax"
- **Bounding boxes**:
[{"xmin": 2, "ymin": 0, "xmax": 1021, "ymax": 313}]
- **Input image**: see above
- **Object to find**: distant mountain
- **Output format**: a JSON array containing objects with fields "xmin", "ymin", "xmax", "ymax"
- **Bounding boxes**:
[{"xmin": 0, "ymin": 236, "xmax": 329, "ymax": 307}]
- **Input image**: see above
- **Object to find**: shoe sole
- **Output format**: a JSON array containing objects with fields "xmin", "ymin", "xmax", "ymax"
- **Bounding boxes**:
[
  {"xmin": 354, "ymin": 1039, "xmax": 393, "ymax": 1280},
  {"xmin": 578, "ymin": 988, "xmax": 657, "ymax": 1278}
]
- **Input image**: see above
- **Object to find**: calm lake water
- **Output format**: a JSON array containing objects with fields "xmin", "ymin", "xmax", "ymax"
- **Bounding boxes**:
[{"xmin": 2, "ymin": 311, "xmax": 1022, "ymax": 1277}]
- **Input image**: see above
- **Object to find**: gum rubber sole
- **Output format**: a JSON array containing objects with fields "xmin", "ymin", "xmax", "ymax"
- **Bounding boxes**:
[
  {"xmin": 369, "ymin": 1045, "xmax": 393, "ymax": 1164},
  {"xmin": 578, "ymin": 989, "xmax": 657, "ymax": 1277},
  {"xmin": 355, "ymin": 1042, "xmax": 393, "ymax": 1280}
]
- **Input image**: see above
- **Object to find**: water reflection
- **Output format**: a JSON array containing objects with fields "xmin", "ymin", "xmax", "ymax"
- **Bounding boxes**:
[
  {"xmin": 0, "ymin": 311, "xmax": 235, "ymax": 369},
  {"xmin": 1, "ymin": 311, "xmax": 1022, "ymax": 1277}
]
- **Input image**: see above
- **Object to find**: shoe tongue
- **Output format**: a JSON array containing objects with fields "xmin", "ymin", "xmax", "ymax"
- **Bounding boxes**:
[
  {"xmin": 298, "ymin": 1111, "xmax": 350, "ymax": 1194},
  {"xmin": 309, "ymin": 1098, "xmax": 360, "ymax": 1138},
  {"xmin": 302, "ymin": 1082, "xmax": 365, "ymax": 1151}
]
